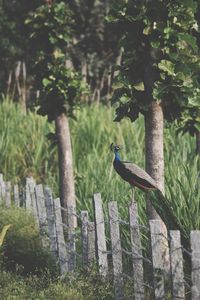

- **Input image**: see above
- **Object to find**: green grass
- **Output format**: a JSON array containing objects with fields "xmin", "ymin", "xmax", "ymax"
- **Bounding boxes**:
[
  {"xmin": 0, "ymin": 98, "xmax": 56, "ymax": 183},
  {"xmin": 0, "ymin": 98, "xmax": 199, "ymax": 298},
  {"xmin": 0, "ymin": 98, "xmax": 199, "ymax": 235},
  {"xmin": 0, "ymin": 268, "xmax": 115, "ymax": 300}
]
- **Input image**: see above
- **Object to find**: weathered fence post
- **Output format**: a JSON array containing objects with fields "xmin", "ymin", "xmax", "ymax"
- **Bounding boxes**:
[
  {"xmin": 108, "ymin": 201, "xmax": 124, "ymax": 300},
  {"xmin": 5, "ymin": 181, "xmax": 11, "ymax": 207},
  {"xmin": 0, "ymin": 174, "xmax": 2, "ymax": 203},
  {"xmin": 67, "ymin": 205, "xmax": 76, "ymax": 271},
  {"xmin": 81, "ymin": 211, "xmax": 88, "ymax": 266},
  {"xmin": 129, "ymin": 199, "xmax": 144, "ymax": 300},
  {"xmin": 191, "ymin": 230, "xmax": 200, "ymax": 300},
  {"xmin": 35, "ymin": 184, "xmax": 48, "ymax": 247},
  {"xmin": 87, "ymin": 221, "xmax": 96, "ymax": 266},
  {"xmin": 25, "ymin": 177, "xmax": 33, "ymax": 209},
  {"xmin": 44, "ymin": 187, "xmax": 57, "ymax": 259},
  {"xmin": 54, "ymin": 197, "xmax": 68, "ymax": 274},
  {"xmin": 0, "ymin": 174, "xmax": 6, "ymax": 202},
  {"xmin": 149, "ymin": 219, "xmax": 171, "ymax": 300},
  {"xmin": 169, "ymin": 230, "xmax": 185, "ymax": 300},
  {"xmin": 27, "ymin": 178, "xmax": 38, "ymax": 224},
  {"xmin": 13, "ymin": 184, "xmax": 20, "ymax": 207},
  {"xmin": 93, "ymin": 193, "xmax": 108, "ymax": 277}
]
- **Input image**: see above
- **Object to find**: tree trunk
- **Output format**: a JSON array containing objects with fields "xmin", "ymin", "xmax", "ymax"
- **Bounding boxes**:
[
  {"xmin": 145, "ymin": 101, "xmax": 164, "ymax": 220},
  {"xmin": 55, "ymin": 113, "xmax": 77, "ymax": 228},
  {"xmin": 196, "ymin": 131, "xmax": 200, "ymax": 156}
]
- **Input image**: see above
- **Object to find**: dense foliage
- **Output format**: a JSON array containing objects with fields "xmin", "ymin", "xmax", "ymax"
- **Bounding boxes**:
[
  {"xmin": 26, "ymin": 1, "xmax": 88, "ymax": 121},
  {"xmin": 109, "ymin": 0, "xmax": 200, "ymax": 134}
]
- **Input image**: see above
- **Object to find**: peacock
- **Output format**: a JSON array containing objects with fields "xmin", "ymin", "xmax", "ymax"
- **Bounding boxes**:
[
  {"xmin": 111, "ymin": 143, "xmax": 159, "ymax": 192},
  {"xmin": 110, "ymin": 143, "xmax": 189, "ymax": 248}
]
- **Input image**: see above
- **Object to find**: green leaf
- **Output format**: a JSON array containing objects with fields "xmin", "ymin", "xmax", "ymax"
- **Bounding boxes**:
[
  {"xmin": 178, "ymin": 33, "xmax": 198, "ymax": 52},
  {"xmin": 188, "ymin": 96, "xmax": 200, "ymax": 107},
  {"xmin": 133, "ymin": 82, "xmax": 144, "ymax": 91},
  {"xmin": 42, "ymin": 78, "xmax": 51, "ymax": 87},
  {"xmin": 112, "ymin": 82, "xmax": 124, "ymax": 90},
  {"xmin": 143, "ymin": 26, "xmax": 151, "ymax": 35},
  {"xmin": 158, "ymin": 60, "xmax": 175, "ymax": 76},
  {"xmin": 150, "ymin": 41, "xmax": 160, "ymax": 48}
]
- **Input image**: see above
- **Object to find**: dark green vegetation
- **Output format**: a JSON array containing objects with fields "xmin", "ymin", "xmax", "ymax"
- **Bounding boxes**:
[{"xmin": 110, "ymin": 0, "xmax": 200, "ymax": 134}]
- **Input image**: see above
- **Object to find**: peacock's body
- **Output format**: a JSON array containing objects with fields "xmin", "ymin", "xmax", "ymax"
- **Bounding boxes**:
[{"xmin": 112, "ymin": 144, "xmax": 158, "ymax": 191}]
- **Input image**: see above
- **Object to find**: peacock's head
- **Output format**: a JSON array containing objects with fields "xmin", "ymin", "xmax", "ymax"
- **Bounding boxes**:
[{"xmin": 110, "ymin": 143, "xmax": 121, "ymax": 153}]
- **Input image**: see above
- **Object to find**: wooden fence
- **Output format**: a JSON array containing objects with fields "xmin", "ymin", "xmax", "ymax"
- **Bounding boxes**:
[{"xmin": 0, "ymin": 174, "xmax": 200, "ymax": 300}]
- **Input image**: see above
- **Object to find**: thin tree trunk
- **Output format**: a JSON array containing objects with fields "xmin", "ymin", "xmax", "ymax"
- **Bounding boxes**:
[
  {"xmin": 81, "ymin": 57, "xmax": 87, "ymax": 82},
  {"xmin": 55, "ymin": 113, "xmax": 77, "ymax": 228},
  {"xmin": 145, "ymin": 101, "xmax": 164, "ymax": 220},
  {"xmin": 21, "ymin": 61, "xmax": 27, "ymax": 114},
  {"xmin": 113, "ymin": 47, "xmax": 123, "ymax": 78},
  {"xmin": 6, "ymin": 70, "xmax": 12, "ymax": 96},
  {"xmin": 196, "ymin": 131, "xmax": 200, "ymax": 156}
]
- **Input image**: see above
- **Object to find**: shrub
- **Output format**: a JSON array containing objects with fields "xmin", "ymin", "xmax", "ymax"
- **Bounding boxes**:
[
  {"xmin": 0, "ymin": 206, "xmax": 53, "ymax": 273},
  {"xmin": 0, "ymin": 268, "xmax": 114, "ymax": 300}
]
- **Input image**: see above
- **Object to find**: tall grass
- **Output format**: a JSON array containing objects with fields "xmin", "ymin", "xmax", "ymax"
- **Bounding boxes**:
[
  {"xmin": 0, "ymin": 99, "xmax": 199, "ymax": 234},
  {"xmin": 0, "ymin": 99, "xmax": 57, "ymax": 183}
]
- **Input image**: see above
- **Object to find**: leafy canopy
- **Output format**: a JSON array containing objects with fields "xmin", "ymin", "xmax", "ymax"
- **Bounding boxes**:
[
  {"xmin": 109, "ymin": 0, "xmax": 200, "ymax": 134},
  {"xmin": 26, "ymin": 1, "xmax": 88, "ymax": 121}
]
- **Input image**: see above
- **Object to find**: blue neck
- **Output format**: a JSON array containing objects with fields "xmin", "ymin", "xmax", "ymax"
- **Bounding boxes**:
[{"xmin": 114, "ymin": 150, "xmax": 121, "ymax": 162}]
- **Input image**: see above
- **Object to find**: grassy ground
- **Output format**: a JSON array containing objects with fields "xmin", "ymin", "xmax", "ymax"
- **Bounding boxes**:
[
  {"xmin": 0, "ymin": 267, "xmax": 116, "ymax": 300},
  {"xmin": 0, "ymin": 98, "xmax": 199, "ymax": 298}
]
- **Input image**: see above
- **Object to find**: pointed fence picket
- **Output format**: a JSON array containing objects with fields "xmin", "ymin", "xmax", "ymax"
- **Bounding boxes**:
[
  {"xmin": 169, "ymin": 230, "xmax": 185, "ymax": 300},
  {"xmin": 44, "ymin": 186, "xmax": 57, "ymax": 259},
  {"xmin": 13, "ymin": 184, "xmax": 20, "ymax": 207},
  {"xmin": 149, "ymin": 219, "xmax": 171, "ymax": 299},
  {"xmin": 5, "ymin": 181, "xmax": 11, "ymax": 207},
  {"xmin": 54, "ymin": 197, "xmax": 68, "ymax": 274},
  {"xmin": 87, "ymin": 221, "xmax": 96, "ymax": 266},
  {"xmin": 93, "ymin": 193, "xmax": 108, "ymax": 277},
  {"xmin": 81, "ymin": 211, "xmax": 89, "ymax": 266},
  {"xmin": 109, "ymin": 201, "xmax": 124, "ymax": 300},
  {"xmin": 27, "ymin": 178, "xmax": 38, "ymax": 223},
  {"xmin": 129, "ymin": 199, "xmax": 144, "ymax": 300},
  {"xmin": 191, "ymin": 231, "xmax": 200, "ymax": 299},
  {"xmin": 1, "ymin": 174, "xmax": 200, "ymax": 300}
]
